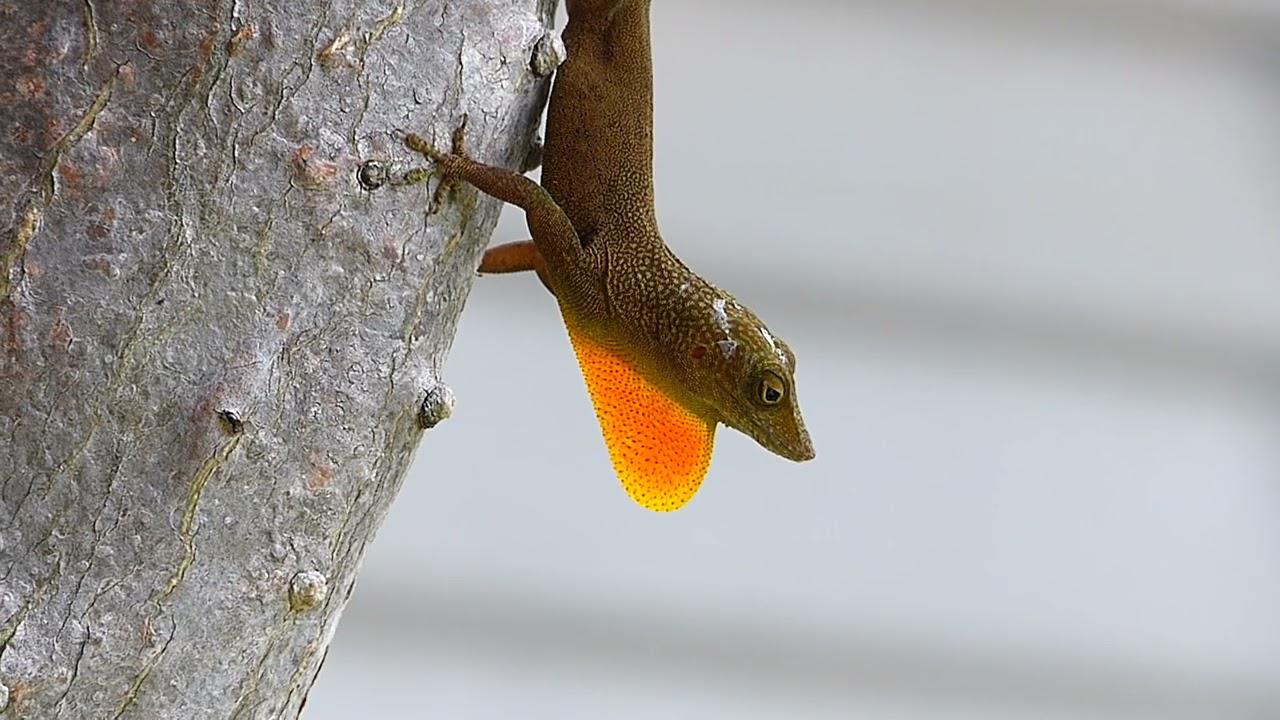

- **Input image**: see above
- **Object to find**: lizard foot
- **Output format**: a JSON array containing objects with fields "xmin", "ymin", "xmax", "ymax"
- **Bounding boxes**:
[
  {"xmin": 404, "ymin": 114, "xmax": 471, "ymax": 170},
  {"xmin": 403, "ymin": 116, "xmax": 473, "ymax": 209}
]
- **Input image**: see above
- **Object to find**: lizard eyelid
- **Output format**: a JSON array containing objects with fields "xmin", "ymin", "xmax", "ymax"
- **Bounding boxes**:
[{"xmin": 756, "ymin": 371, "xmax": 786, "ymax": 406}]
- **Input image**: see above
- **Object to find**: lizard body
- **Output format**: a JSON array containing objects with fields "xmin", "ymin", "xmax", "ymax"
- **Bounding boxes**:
[{"xmin": 407, "ymin": 0, "xmax": 813, "ymax": 511}]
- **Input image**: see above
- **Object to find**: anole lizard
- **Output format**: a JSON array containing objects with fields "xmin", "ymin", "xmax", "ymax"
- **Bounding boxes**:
[{"xmin": 406, "ymin": 0, "xmax": 813, "ymax": 511}]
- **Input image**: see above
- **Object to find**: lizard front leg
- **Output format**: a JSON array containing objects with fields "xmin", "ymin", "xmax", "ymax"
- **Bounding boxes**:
[
  {"xmin": 404, "ymin": 126, "xmax": 581, "ymax": 278},
  {"xmin": 478, "ymin": 240, "xmax": 554, "ymax": 295}
]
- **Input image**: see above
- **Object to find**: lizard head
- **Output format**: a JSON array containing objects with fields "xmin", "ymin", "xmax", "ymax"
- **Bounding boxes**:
[
  {"xmin": 560, "ymin": 288, "xmax": 814, "ymax": 512},
  {"xmin": 688, "ymin": 296, "xmax": 815, "ymax": 463}
]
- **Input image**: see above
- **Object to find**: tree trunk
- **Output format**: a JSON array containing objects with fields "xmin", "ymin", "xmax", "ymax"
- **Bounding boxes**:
[{"xmin": 0, "ymin": 0, "xmax": 556, "ymax": 717}]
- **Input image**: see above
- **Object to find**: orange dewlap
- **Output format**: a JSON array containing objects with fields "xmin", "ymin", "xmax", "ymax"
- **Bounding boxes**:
[{"xmin": 565, "ymin": 323, "xmax": 716, "ymax": 512}]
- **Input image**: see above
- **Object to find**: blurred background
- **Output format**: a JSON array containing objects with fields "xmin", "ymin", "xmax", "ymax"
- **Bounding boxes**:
[{"xmin": 309, "ymin": 0, "xmax": 1280, "ymax": 717}]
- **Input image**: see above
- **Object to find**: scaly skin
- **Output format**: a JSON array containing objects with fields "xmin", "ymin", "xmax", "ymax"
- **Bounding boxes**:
[{"xmin": 407, "ymin": 0, "xmax": 813, "ymax": 510}]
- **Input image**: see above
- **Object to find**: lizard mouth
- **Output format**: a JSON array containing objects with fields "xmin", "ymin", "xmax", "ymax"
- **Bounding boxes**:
[
  {"xmin": 775, "ymin": 426, "xmax": 816, "ymax": 463},
  {"xmin": 790, "ymin": 438, "xmax": 816, "ymax": 462},
  {"xmin": 738, "ymin": 409, "xmax": 815, "ymax": 463}
]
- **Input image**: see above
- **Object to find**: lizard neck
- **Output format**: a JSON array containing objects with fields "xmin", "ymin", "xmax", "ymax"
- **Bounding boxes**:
[{"xmin": 542, "ymin": 0, "xmax": 656, "ymax": 240}]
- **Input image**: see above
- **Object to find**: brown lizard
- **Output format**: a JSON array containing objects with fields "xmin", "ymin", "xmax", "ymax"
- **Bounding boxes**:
[{"xmin": 406, "ymin": 0, "xmax": 813, "ymax": 511}]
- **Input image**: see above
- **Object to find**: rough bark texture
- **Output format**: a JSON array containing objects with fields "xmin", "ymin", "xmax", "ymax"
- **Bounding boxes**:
[{"xmin": 0, "ymin": 0, "xmax": 554, "ymax": 717}]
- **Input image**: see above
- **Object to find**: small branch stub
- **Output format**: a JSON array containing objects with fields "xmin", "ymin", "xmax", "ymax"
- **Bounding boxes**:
[
  {"xmin": 358, "ymin": 160, "xmax": 390, "ymax": 190},
  {"xmin": 530, "ymin": 30, "xmax": 566, "ymax": 77},
  {"xmin": 289, "ymin": 570, "xmax": 329, "ymax": 612},
  {"xmin": 417, "ymin": 383, "xmax": 455, "ymax": 430},
  {"xmin": 218, "ymin": 409, "xmax": 245, "ymax": 435}
]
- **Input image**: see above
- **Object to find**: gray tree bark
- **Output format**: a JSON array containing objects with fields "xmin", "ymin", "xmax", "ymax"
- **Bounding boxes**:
[{"xmin": 0, "ymin": 0, "xmax": 556, "ymax": 717}]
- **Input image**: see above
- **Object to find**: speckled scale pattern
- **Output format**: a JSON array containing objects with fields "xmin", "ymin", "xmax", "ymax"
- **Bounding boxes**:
[
  {"xmin": 566, "ymin": 321, "xmax": 716, "ymax": 512},
  {"xmin": 543, "ymin": 0, "xmax": 657, "ymax": 246}
]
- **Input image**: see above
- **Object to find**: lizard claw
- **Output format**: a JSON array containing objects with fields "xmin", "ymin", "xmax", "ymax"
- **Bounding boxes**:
[
  {"xmin": 450, "ymin": 114, "xmax": 470, "ymax": 157},
  {"xmin": 404, "ymin": 115, "xmax": 472, "ymax": 172},
  {"xmin": 404, "ymin": 132, "xmax": 444, "ymax": 162}
]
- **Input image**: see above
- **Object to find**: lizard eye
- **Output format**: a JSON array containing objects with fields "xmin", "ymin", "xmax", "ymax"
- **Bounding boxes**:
[{"xmin": 757, "ymin": 371, "xmax": 786, "ymax": 406}]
